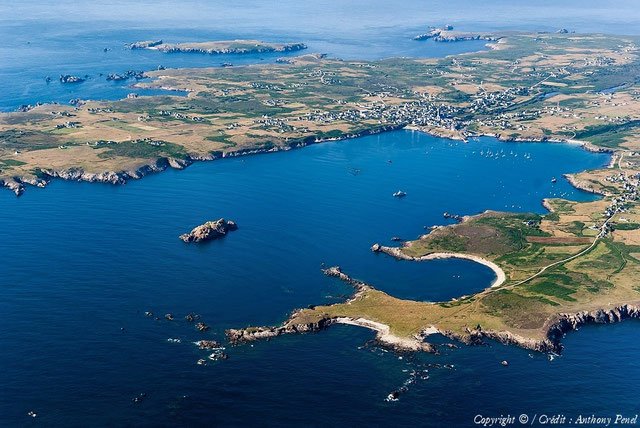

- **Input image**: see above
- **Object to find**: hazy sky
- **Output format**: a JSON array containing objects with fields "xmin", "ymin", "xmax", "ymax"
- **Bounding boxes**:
[{"xmin": 2, "ymin": 0, "xmax": 639, "ymax": 35}]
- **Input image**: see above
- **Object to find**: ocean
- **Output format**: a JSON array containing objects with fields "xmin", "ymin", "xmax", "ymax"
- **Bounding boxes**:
[{"xmin": 1, "ymin": 1, "xmax": 639, "ymax": 426}]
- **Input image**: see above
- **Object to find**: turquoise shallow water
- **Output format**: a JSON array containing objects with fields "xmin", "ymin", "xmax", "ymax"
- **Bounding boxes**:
[{"xmin": 2, "ymin": 1, "xmax": 640, "ymax": 426}]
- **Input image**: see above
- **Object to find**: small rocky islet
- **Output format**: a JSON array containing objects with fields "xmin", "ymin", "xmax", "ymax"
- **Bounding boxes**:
[{"xmin": 179, "ymin": 218, "xmax": 237, "ymax": 243}]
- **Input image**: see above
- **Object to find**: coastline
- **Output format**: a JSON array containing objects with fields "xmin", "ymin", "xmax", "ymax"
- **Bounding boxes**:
[
  {"xmin": 226, "ymin": 266, "xmax": 640, "ymax": 355},
  {"xmin": 0, "ymin": 123, "xmax": 612, "ymax": 197},
  {"xmin": 0, "ymin": 124, "xmax": 403, "ymax": 197},
  {"xmin": 334, "ymin": 317, "xmax": 434, "ymax": 352}
]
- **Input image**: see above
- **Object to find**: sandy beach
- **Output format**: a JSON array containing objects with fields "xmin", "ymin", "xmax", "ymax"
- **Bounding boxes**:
[
  {"xmin": 373, "ymin": 245, "xmax": 506, "ymax": 288},
  {"xmin": 335, "ymin": 317, "xmax": 434, "ymax": 351}
]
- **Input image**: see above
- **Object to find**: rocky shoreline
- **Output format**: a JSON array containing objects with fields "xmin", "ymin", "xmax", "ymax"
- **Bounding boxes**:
[
  {"xmin": 226, "ymin": 266, "xmax": 434, "ymax": 352},
  {"xmin": 225, "ymin": 260, "xmax": 640, "ymax": 355},
  {"xmin": 563, "ymin": 173, "xmax": 606, "ymax": 196},
  {"xmin": 450, "ymin": 303, "xmax": 640, "ymax": 353},
  {"xmin": 1, "ymin": 124, "xmax": 402, "ymax": 196},
  {"xmin": 0, "ymin": 155, "xmax": 209, "ymax": 196}
]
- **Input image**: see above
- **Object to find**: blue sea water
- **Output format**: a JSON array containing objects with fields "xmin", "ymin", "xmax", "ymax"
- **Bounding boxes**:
[{"xmin": 2, "ymin": 1, "xmax": 640, "ymax": 426}]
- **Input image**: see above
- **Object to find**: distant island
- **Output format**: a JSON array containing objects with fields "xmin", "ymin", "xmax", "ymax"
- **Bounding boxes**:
[
  {"xmin": 127, "ymin": 39, "xmax": 307, "ymax": 55},
  {"xmin": 413, "ymin": 25, "xmax": 500, "ymax": 42}
]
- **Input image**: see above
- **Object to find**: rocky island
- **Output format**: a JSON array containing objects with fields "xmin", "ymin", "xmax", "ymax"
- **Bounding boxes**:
[
  {"xmin": 128, "ymin": 39, "xmax": 307, "ymax": 55},
  {"xmin": 179, "ymin": 218, "xmax": 238, "ymax": 243},
  {"xmin": 414, "ymin": 25, "xmax": 499, "ymax": 42}
]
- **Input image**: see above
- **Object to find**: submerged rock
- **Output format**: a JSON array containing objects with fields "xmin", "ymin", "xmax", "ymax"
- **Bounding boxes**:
[
  {"xmin": 179, "ymin": 218, "xmax": 238, "ymax": 243},
  {"xmin": 195, "ymin": 322, "xmax": 210, "ymax": 332},
  {"xmin": 185, "ymin": 312, "xmax": 200, "ymax": 322}
]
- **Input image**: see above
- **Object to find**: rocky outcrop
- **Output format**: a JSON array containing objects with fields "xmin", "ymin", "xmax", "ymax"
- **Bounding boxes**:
[
  {"xmin": 322, "ymin": 266, "xmax": 371, "ymax": 292},
  {"xmin": 439, "ymin": 327, "xmax": 556, "ymax": 353},
  {"xmin": 414, "ymin": 27, "xmax": 499, "ymax": 43},
  {"xmin": 195, "ymin": 340, "xmax": 222, "ymax": 350},
  {"xmin": 179, "ymin": 218, "xmax": 238, "ymax": 243},
  {"xmin": 433, "ymin": 33, "xmax": 500, "ymax": 43},
  {"xmin": 563, "ymin": 173, "xmax": 604, "ymax": 195},
  {"xmin": 128, "ymin": 40, "xmax": 163, "ymax": 49},
  {"xmin": 59, "ymin": 75, "xmax": 85, "ymax": 84},
  {"xmin": 106, "ymin": 70, "xmax": 145, "ymax": 81},
  {"xmin": 226, "ymin": 315, "xmax": 336, "ymax": 345},
  {"xmin": 1, "ymin": 178, "xmax": 25, "ymax": 196},
  {"xmin": 544, "ymin": 304, "xmax": 640, "ymax": 351},
  {"xmin": 440, "ymin": 304, "xmax": 640, "ymax": 354}
]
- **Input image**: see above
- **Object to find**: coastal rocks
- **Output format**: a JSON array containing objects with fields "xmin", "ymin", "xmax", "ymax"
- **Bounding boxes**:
[
  {"xmin": 195, "ymin": 322, "xmax": 210, "ymax": 332},
  {"xmin": 1, "ymin": 179, "xmax": 26, "ymax": 196},
  {"xmin": 413, "ymin": 26, "xmax": 499, "ymax": 43},
  {"xmin": 439, "ymin": 304, "xmax": 640, "ymax": 354},
  {"xmin": 2, "ymin": 155, "xmax": 190, "ymax": 197},
  {"xmin": 443, "ymin": 211, "xmax": 463, "ymax": 221},
  {"xmin": 433, "ymin": 33, "xmax": 500, "ymax": 43},
  {"xmin": 106, "ymin": 70, "xmax": 145, "ymax": 81},
  {"xmin": 226, "ymin": 316, "xmax": 336, "ymax": 345},
  {"xmin": 208, "ymin": 350, "xmax": 228, "ymax": 361},
  {"xmin": 371, "ymin": 243, "xmax": 408, "ymax": 259},
  {"xmin": 128, "ymin": 40, "xmax": 163, "ymax": 49},
  {"xmin": 439, "ymin": 325, "xmax": 557, "ymax": 353},
  {"xmin": 59, "ymin": 74, "xmax": 85, "ymax": 84},
  {"xmin": 195, "ymin": 340, "xmax": 222, "ymax": 350},
  {"xmin": 322, "ymin": 266, "xmax": 371, "ymax": 292},
  {"xmin": 179, "ymin": 218, "xmax": 238, "ymax": 243},
  {"xmin": 184, "ymin": 312, "xmax": 201, "ymax": 322},
  {"xmin": 545, "ymin": 305, "xmax": 640, "ymax": 351}
]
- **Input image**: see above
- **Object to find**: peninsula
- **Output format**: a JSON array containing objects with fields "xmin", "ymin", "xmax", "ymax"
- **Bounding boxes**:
[{"xmin": 228, "ymin": 194, "xmax": 640, "ymax": 353}]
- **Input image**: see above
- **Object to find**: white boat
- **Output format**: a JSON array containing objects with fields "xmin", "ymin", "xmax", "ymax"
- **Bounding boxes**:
[{"xmin": 393, "ymin": 190, "xmax": 407, "ymax": 198}]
